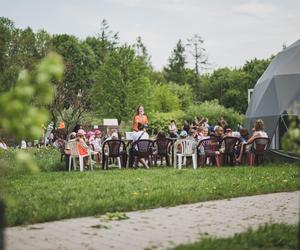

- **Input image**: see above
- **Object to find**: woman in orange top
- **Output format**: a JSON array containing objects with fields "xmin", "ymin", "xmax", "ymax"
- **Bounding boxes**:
[{"xmin": 132, "ymin": 106, "xmax": 148, "ymax": 132}]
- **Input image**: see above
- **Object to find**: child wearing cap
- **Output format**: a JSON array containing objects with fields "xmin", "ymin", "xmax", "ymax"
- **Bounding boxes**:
[{"xmin": 76, "ymin": 129, "xmax": 95, "ymax": 167}]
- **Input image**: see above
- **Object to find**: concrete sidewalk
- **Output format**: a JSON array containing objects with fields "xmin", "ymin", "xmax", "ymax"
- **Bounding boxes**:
[{"xmin": 5, "ymin": 191, "xmax": 299, "ymax": 250}]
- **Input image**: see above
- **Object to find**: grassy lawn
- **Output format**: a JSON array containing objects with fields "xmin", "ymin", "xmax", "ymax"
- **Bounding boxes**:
[
  {"xmin": 4, "ymin": 164, "xmax": 299, "ymax": 226},
  {"xmin": 172, "ymin": 223, "xmax": 299, "ymax": 250}
]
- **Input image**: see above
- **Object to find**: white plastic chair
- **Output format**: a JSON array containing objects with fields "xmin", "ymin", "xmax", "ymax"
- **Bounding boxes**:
[
  {"xmin": 174, "ymin": 139, "xmax": 197, "ymax": 169},
  {"xmin": 68, "ymin": 141, "xmax": 94, "ymax": 172}
]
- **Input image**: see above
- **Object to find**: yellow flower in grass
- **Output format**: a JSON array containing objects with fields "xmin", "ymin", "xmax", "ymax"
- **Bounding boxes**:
[
  {"xmin": 282, "ymin": 179, "xmax": 288, "ymax": 183},
  {"xmin": 132, "ymin": 192, "xmax": 139, "ymax": 196}
]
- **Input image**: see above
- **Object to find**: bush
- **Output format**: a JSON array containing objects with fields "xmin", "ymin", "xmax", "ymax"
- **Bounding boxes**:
[
  {"xmin": 152, "ymin": 84, "xmax": 180, "ymax": 112},
  {"xmin": 148, "ymin": 110, "xmax": 185, "ymax": 135},
  {"xmin": 186, "ymin": 100, "xmax": 244, "ymax": 128},
  {"xmin": 282, "ymin": 116, "xmax": 300, "ymax": 154},
  {"xmin": 166, "ymin": 83, "xmax": 195, "ymax": 110},
  {"xmin": 0, "ymin": 147, "xmax": 64, "ymax": 176}
]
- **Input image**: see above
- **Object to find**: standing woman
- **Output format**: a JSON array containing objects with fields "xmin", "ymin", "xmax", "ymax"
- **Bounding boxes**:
[{"xmin": 132, "ymin": 106, "xmax": 148, "ymax": 132}]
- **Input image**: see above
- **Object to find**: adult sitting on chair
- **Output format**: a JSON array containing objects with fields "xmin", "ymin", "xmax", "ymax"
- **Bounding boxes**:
[
  {"xmin": 129, "ymin": 123, "xmax": 150, "ymax": 168},
  {"xmin": 236, "ymin": 119, "xmax": 268, "ymax": 164}
]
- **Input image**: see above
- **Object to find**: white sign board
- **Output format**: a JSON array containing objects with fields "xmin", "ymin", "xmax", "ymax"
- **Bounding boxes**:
[{"xmin": 103, "ymin": 119, "xmax": 118, "ymax": 126}]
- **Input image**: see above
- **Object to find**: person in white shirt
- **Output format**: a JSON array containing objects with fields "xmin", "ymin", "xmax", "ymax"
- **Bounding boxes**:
[{"xmin": 132, "ymin": 127, "xmax": 149, "ymax": 142}]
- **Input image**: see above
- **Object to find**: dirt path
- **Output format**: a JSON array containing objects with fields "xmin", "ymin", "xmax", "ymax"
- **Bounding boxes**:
[{"xmin": 5, "ymin": 191, "xmax": 299, "ymax": 250}]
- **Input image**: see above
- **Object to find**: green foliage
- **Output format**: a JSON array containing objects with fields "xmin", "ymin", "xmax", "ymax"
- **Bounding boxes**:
[
  {"xmin": 243, "ymin": 57, "xmax": 273, "ymax": 84},
  {"xmin": 164, "ymin": 39, "xmax": 188, "ymax": 85},
  {"xmin": 104, "ymin": 212, "xmax": 129, "ymax": 221},
  {"xmin": 84, "ymin": 19, "xmax": 119, "ymax": 67},
  {"xmin": 152, "ymin": 84, "xmax": 180, "ymax": 112},
  {"xmin": 172, "ymin": 223, "xmax": 299, "ymax": 250},
  {"xmin": 199, "ymin": 68, "xmax": 251, "ymax": 113},
  {"xmin": 282, "ymin": 116, "xmax": 300, "ymax": 154},
  {"xmin": 0, "ymin": 52, "xmax": 64, "ymax": 173},
  {"xmin": 148, "ymin": 110, "xmax": 185, "ymax": 134},
  {"xmin": 186, "ymin": 100, "xmax": 244, "ymax": 128},
  {"xmin": 92, "ymin": 45, "xmax": 152, "ymax": 123},
  {"xmin": 198, "ymin": 57, "xmax": 271, "ymax": 114},
  {"xmin": 4, "ymin": 165, "xmax": 299, "ymax": 226},
  {"xmin": 166, "ymin": 83, "xmax": 195, "ymax": 110},
  {"xmin": 0, "ymin": 52, "xmax": 64, "ymax": 140},
  {"xmin": 50, "ymin": 34, "xmax": 97, "ymax": 131}
]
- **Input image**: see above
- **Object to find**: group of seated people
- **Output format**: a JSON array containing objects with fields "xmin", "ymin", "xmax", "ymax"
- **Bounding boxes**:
[
  {"xmin": 57, "ymin": 117, "xmax": 268, "ymax": 170},
  {"xmin": 60, "ymin": 122, "xmax": 152, "ymax": 170},
  {"xmin": 170, "ymin": 118, "xmax": 268, "ymax": 166}
]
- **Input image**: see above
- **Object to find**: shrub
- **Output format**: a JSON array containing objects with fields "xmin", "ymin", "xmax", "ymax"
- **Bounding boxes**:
[
  {"xmin": 152, "ymin": 84, "xmax": 180, "ymax": 112},
  {"xmin": 0, "ymin": 147, "xmax": 64, "ymax": 176},
  {"xmin": 185, "ymin": 100, "xmax": 244, "ymax": 128},
  {"xmin": 166, "ymin": 83, "xmax": 195, "ymax": 110},
  {"xmin": 148, "ymin": 110, "xmax": 185, "ymax": 135},
  {"xmin": 282, "ymin": 116, "xmax": 300, "ymax": 154}
]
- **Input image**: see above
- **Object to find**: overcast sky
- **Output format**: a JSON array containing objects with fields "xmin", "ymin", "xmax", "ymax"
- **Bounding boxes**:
[{"xmin": 1, "ymin": 0, "xmax": 299, "ymax": 71}]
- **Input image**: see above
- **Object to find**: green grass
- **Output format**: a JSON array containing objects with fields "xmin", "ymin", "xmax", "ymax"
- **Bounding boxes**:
[
  {"xmin": 172, "ymin": 223, "xmax": 299, "ymax": 250},
  {"xmin": 4, "ymin": 164, "xmax": 299, "ymax": 226}
]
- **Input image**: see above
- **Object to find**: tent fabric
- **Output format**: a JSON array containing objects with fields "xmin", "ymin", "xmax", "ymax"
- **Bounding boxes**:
[{"xmin": 245, "ymin": 39, "xmax": 300, "ymax": 139}]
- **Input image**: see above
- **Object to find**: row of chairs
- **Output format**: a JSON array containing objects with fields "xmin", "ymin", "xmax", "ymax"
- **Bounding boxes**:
[
  {"xmin": 66, "ymin": 136, "xmax": 270, "ymax": 171},
  {"xmin": 176, "ymin": 136, "xmax": 270, "ymax": 168}
]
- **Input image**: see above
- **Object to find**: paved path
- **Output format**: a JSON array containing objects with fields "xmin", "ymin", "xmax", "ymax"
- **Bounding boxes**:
[{"xmin": 5, "ymin": 191, "xmax": 299, "ymax": 250}]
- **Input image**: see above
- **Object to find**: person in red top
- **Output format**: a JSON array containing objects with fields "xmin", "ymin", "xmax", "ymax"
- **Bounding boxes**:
[{"xmin": 132, "ymin": 105, "xmax": 148, "ymax": 132}]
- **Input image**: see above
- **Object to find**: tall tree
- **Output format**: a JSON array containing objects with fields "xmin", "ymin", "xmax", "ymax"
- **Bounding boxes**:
[
  {"xmin": 133, "ymin": 36, "xmax": 152, "ymax": 68},
  {"xmin": 50, "ymin": 34, "xmax": 96, "ymax": 131},
  {"xmin": 0, "ymin": 17, "xmax": 17, "ymax": 92},
  {"xmin": 186, "ymin": 34, "xmax": 208, "ymax": 75},
  {"xmin": 92, "ymin": 45, "xmax": 152, "ymax": 124},
  {"xmin": 85, "ymin": 19, "xmax": 119, "ymax": 67},
  {"xmin": 164, "ymin": 39, "xmax": 188, "ymax": 85}
]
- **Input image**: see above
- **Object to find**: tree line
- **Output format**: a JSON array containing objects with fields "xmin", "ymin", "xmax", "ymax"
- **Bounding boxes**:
[{"xmin": 0, "ymin": 17, "xmax": 272, "ymax": 132}]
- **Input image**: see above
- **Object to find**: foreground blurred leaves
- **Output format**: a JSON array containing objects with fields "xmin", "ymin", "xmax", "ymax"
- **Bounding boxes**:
[{"xmin": 0, "ymin": 52, "xmax": 64, "ymax": 173}]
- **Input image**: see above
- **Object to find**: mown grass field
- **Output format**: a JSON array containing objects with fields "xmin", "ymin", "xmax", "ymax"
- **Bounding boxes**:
[
  {"xmin": 3, "ymin": 155, "xmax": 299, "ymax": 226},
  {"xmin": 172, "ymin": 223, "xmax": 299, "ymax": 250}
]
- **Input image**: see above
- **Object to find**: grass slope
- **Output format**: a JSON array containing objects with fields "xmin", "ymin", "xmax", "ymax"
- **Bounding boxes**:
[{"xmin": 4, "ymin": 164, "xmax": 299, "ymax": 226}]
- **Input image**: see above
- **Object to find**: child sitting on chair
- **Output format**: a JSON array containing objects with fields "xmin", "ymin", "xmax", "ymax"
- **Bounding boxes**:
[
  {"xmin": 76, "ymin": 129, "xmax": 95, "ymax": 167},
  {"xmin": 91, "ymin": 130, "xmax": 103, "ymax": 164}
]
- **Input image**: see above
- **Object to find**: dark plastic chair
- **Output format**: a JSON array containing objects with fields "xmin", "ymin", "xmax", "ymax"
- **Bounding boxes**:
[
  {"xmin": 102, "ymin": 139, "xmax": 127, "ymax": 170},
  {"xmin": 221, "ymin": 136, "xmax": 241, "ymax": 166},
  {"xmin": 247, "ymin": 137, "xmax": 270, "ymax": 166},
  {"xmin": 129, "ymin": 139, "xmax": 154, "ymax": 168},
  {"xmin": 55, "ymin": 139, "xmax": 66, "ymax": 162},
  {"xmin": 153, "ymin": 138, "xmax": 173, "ymax": 166},
  {"xmin": 197, "ymin": 137, "xmax": 222, "ymax": 167}
]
